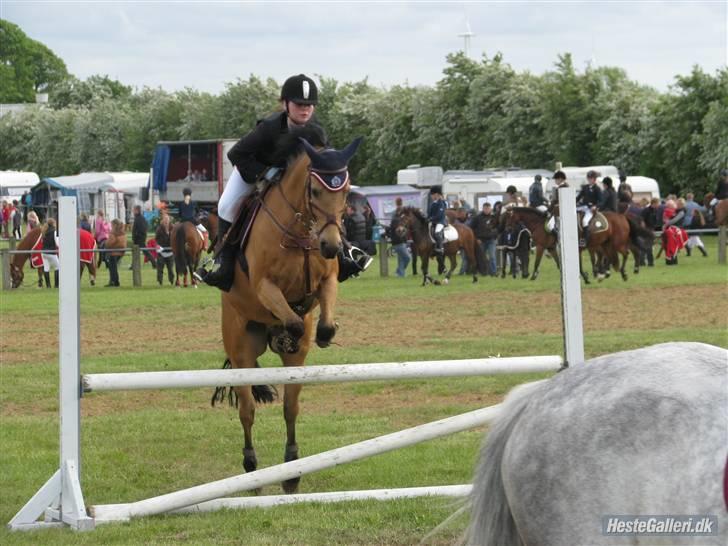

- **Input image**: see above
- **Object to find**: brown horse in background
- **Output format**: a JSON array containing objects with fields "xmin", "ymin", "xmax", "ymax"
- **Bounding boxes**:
[
  {"xmin": 171, "ymin": 211, "xmax": 216, "ymax": 287},
  {"xmin": 218, "ymin": 130, "xmax": 360, "ymax": 494},
  {"xmin": 10, "ymin": 227, "xmax": 97, "ymax": 288},
  {"xmin": 501, "ymin": 207, "xmax": 559, "ymax": 281},
  {"xmin": 396, "ymin": 206, "xmax": 478, "ymax": 285},
  {"xmin": 579, "ymin": 211, "xmax": 653, "ymax": 282}
]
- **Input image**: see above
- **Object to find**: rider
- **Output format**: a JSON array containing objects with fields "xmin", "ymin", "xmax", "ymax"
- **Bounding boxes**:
[
  {"xmin": 528, "ymin": 174, "xmax": 548, "ymax": 212},
  {"xmin": 617, "ymin": 171, "xmax": 633, "ymax": 211},
  {"xmin": 576, "ymin": 170, "xmax": 602, "ymax": 246},
  {"xmin": 547, "ymin": 170, "xmax": 568, "ymax": 237},
  {"xmin": 196, "ymin": 74, "xmax": 370, "ymax": 290},
  {"xmin": 179, "ymin": 187, "xmax": 207, "ymax": 235},
  {"xmin": 428, "ymin": 185, "xmax": 447, "ymax": 255}
]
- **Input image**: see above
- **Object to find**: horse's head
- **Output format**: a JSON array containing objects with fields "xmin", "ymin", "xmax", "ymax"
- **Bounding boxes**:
[
  {"xmin": 300, "ymin": 137, "xmax": 363, "ymax": 259},
  {"xmin": 9, "ymin": 262, "xmax": 23, "ymax": 288}
]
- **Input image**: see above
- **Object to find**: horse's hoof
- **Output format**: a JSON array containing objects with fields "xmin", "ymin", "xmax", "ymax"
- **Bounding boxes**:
[
  {"xmin": 472, "ymin": 276, "xmax": 478, "ymax": 283},
  {"xmin": 622, "ymin": 274, "xmax": 628, "ymax": 281},
  {"xmin": 243, "ymin": 448, "xmax": 257, "ymax": 474},
  {"xmin": 442, "ymin": 278, "xmax": 449, "ymax": 285},
  {"xmin": 282, "ymin": 477, "xmax": 300, "ymax": 494},
  {"xmin": 315, "ymin": 322, "xmax": 336, "ymax": 348}
]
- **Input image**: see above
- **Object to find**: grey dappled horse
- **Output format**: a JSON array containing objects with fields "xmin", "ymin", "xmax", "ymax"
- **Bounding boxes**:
[{"xmin": 466, "ymin": 342, "xmax": 727, "ymax": 546}]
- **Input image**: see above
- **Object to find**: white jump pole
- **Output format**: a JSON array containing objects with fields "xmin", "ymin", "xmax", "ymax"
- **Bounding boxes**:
[
  {"xmin": 90, "ymin": 404, "xmax": 502, "ymax": 522},
  {"xmin": 557, "ymin": 186, "xmax": 585, "ymax": 367},
  {"xmin": 8, "ymin": 196, "xmax": 94, "ymax": 531},
  {"xmin": 82, "ymin": 356, "xmax": 562, "ymax": 393},
  {"xmin": 94, "ymin": 485, "xmax": 472, "ymax": 523}
]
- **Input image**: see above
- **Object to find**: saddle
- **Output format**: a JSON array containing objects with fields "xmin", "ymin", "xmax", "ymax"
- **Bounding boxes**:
[
  {"xmin": 428, "ymin": 222, "xmax": 459, "ymax": 244},
  {"xmin": 576, "ymin": 211, "xmax": 609, "ymax": 235}
]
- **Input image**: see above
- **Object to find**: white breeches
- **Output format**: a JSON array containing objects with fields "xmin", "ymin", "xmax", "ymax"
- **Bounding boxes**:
[
  {"xmin": 547, "ymin": 216, "xmax": 556, "ymax": 232},
  {"xmin": 42, "ymin": 253, "xmax": 60, "ymax": 272},
  {"xmin": 217, "ymin": 167, "xmax": 254, "ymax": 222},
  {"xmin": 536, "ymin": 205, "xmax": 548, "ymax": 213},
  {"xmin": 434, "ymin": 223, "xmax": 444, "ymax": 233},
  {"xmin": 577, "ymin": 206, "xmax": 593, "ymax": 227},
  {"xmin": 709, "ymin": 197, "xmax": 718, "ymax": 207}
]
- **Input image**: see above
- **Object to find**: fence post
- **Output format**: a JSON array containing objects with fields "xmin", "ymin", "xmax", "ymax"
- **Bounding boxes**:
[
  {"xmin": 132, "ymin": 245, "xmax": 142, "ymax": 287},
  {"xmin": 378, "ymin": 239, "xmax": 388, "ymax": 277},
  {"xmin": 719, "ymin": 226, "xmax": 726, "ymax": 265},
  {"xmin": 1, "ymin": 248, "xmax": 10, "ymax": 290}
]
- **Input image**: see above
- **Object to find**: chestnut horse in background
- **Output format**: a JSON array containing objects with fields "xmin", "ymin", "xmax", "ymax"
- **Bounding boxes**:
[
  {"xmin": 171, "ymin": 211, "xmax": 217, "ymax": 288},
  {"xmin": 10, "ymin": 227, "xmax": 97, "ymax": 288},
  {"xmin": 218, "ymin": 129, "xmax": 361, "ymax": 493},
  {"xmin": 396, "ymin": 206, "xmax": 478, "ymax": 285},
  {"xmin": 500, "ymin": 207, "xmax": 557, "ymax": 280}
]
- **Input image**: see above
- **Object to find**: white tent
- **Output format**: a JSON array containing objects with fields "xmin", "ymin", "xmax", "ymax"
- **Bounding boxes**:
[{"xmin": 0, "ymin": 171, "xmax": 39, "ymax": 200}]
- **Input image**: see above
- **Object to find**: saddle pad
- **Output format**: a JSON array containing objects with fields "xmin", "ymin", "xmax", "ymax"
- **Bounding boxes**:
[
  {"xmin": 590, "ymin": 212, "xmax": 609, "ymax": 234},
  {"xmin": 443, "ymin": 225, "xmax": 459, "ymax": 242}
]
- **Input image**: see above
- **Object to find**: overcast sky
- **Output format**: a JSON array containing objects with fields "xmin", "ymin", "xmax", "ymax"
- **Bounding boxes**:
[{"xmin": 2, "ymin": 1, "xmax": 726, "ymax": 94}]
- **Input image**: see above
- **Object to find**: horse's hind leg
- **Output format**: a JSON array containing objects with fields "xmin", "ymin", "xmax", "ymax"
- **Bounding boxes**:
[{"xmin": 279, "ymin": 313, "xmax": 313, "ymax": 494}]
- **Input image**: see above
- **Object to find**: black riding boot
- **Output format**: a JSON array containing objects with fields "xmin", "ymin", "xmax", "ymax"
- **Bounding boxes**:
[
  {"xmin": 44, "ymin": 271, "xmax": 51, "ymax": 288},
  {"xmin": 581, "ymin": 226, "xmax": 589, "ymax": 247},
  {"xmin": 699, "ymin": 245, "xmax": 708, "ymax": 257},
  {"xmin": 195, "ymin": 219, "xmax": 235, "ymax": 292},
  {"xmin": 54, "ymin": 270, "xmax": 59, "ymax": 288},
  {"xmin": 434, "ymin": 231, "xmax": 445, "ymax": 255}
]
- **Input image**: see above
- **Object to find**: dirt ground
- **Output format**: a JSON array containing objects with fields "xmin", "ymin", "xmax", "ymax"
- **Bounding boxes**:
[{"xmin": 2, "ymin": 284, "xmax": 724, "ymax": 368}]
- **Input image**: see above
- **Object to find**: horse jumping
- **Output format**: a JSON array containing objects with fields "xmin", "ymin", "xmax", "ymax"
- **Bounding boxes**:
[
  {"xmin": 466, "ymin": 342, "xmax": 727, "ymax": 546},
  {"xmin": 396, "ymin": 206, "xmax": 478, "ymax": 285},
  {"xmin": 10, "ymin": 227, "xmax": 97, "ymax": 289},
  {"xmin": 219, "ymin": 130, "xmax": 361, "ymax": 493}
]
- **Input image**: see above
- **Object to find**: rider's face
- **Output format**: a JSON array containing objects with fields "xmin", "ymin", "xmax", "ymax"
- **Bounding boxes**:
[{"xmin": 287, "ymin": 101, "xmax": 315, "ymax": 125}]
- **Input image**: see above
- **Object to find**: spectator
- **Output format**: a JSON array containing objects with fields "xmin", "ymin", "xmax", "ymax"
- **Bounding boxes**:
[
  {"xmin": 94, "ymin": 210, "xmax": 110, "ymax": 266},
  {"xmin": 388, "ymin": 197, "xmax": 411, "ymax": 277},
  {"xmin": 131, "ymin": 205, "xmax": 156, "ymax": 269},
  {"xmin": 362, "ymin": 204, "xmax": 377, "ymax": 241},
  {"xmin": 343, "ymin": 204, "xmax": 366, "ymax": 246},
  {"xmin": 40, "ymin": 218, "xmax": 60, "ymax": 288},
  {"xmin": 662, "ymin": 199, "xmax": 687, "ymax": 265},
  {"xmin": 11, "ymin": 200, "xmax": 22, "ymax": 239},
  {"xmin": 201, "ymin": 168, "xmax": 208, "ymax": 181},
  {"xmin": 27, "ymin": 210, "xmax": 40, "ymax": 231},
  {"xmin": 79, "ymin": 213, "xmax": 92, "ymax": 234},
  {"xmin": 155, "ymin": 213, "xmax": 175, "ymax": 285},
  {"xmin": 683, "ymin": 193, "xmax": 708, "ymax": 257},
  {"xmin": 640, "ymin": 198, "xmax": 661, "ymax": 267},
  {"xmin": 106, "ymin": 219, "xmax": 126, "ymax": 287},
  {"xmin": 1, "ymin": 201, "xmax": 9, "ymax": 238},
  {"xmin": 469, "ymin": 202, "xmax": 498, "ymax": 276},
  {"xmin": 528, "ymin": 175, "xmax": 547, "ymax": 212},
  {"xmin": 20, "ymin": 191, "xmax": 30, "ymax": 222}
]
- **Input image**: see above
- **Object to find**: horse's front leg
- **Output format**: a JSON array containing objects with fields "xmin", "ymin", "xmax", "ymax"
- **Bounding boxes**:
[
  {"xmin": 444, "ymin": 254, "xmax": 456, "ymax": 281},
  {"xmin": 421, "ymin": 255, "xmax": 431, "ymax": 286},
  {"xmin": 315, "ymin": 273, "xmax": 338, "ymax": 348},
  {"xmin": 578, "ymin": 250, "xmax": 590, "ymax": 284},
  {"xmin": 257, "ymin": 277, "xmax": 305, "ymax": 346},
  {"xmin": 619, "ymin": 250, "xmax": 629, "ymax": 281},
  {"xmin": 279, "ymin": 314, "xmax": 313, "ymax": 494},
  {"xmin": 531, "ymin": 246, "xmax": 544, "ymax": 280}
]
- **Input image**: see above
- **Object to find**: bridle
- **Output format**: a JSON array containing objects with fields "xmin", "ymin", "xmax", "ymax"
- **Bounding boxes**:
[{"xmin": 258, "ymin": 166, "xmax": 348, "ymax": 308}]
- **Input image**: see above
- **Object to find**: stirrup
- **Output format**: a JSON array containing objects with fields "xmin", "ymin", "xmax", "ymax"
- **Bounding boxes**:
[{"xmin": 347, "ymin": 246, "xmax": 373, "ymax": 272}]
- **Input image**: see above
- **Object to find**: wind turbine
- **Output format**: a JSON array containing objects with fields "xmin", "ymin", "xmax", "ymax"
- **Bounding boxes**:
[{"xmin": 458, "ymin": 17, "xmax": 475, "ymax": 58}]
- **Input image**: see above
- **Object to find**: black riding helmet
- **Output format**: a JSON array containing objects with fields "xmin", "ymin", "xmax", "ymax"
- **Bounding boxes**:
[
  {"xmin": 182, "ymin": 187, "xmax": 192, "ymax": 197},
  {"xmin": 280, "ymin": 74, "xmax": 318, "ymax": 105}
]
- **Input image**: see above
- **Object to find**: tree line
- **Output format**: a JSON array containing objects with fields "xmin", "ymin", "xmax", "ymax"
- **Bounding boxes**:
[{"xmin": 1, "ymin": 20, "xmax": 726, "ymax": 196}]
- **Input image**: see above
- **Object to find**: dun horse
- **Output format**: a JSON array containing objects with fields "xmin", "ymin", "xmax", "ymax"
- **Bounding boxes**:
[
  {"xmin": 396, "ymin": 206, "xmax": 478, "ymax": 285},
  {"xmin": 500, "ymin": 207, "xmax": 558, "ymax": 280},
  {"xmin": 218, "ymin": 130, "xmax": 361, "ymax": 493},
  {"xmin": 466, "ymin": 342, "xmax": 727, "ymax": 546},
  {"xmin": 10, "ymin": 226, "xmax": 97, "ymax": 288}
]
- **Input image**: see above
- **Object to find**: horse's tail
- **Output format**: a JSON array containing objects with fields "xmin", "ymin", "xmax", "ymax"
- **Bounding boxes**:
[
  {"xmin": 211, "ymin": 358, "xmax": 278, "ymax": 407},
  {"xmin": 465, "ymin": 380, "xmax": 547, "ymax": 546},
  {"xmin": 626, "ymin": 215, "xmax": 654, "ymax": 253},
  {"xmin": 173, "ymin": 224, "xmax": 187, "ymax": 274}
]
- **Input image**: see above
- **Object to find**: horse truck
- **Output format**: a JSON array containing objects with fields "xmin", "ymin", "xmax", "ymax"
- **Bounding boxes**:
[{"xmin": 149, "ymin": 139, "xmax": 237, "ymax": 209}]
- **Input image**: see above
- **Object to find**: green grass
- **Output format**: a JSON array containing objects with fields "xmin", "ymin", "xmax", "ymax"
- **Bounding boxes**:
[{"xmin": 0, "ymin": 235, "xmax": 726, "ymax": 544}]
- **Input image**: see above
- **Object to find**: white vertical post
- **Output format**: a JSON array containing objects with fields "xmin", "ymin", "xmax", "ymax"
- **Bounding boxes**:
[
  {"xmin": 557, "ymin": 187, "xmax": 584, "ymax": 366},
  {"xmin": 58, "ymin": 197, "xmax": 92, "ymax": 529},
  {"xmin": 59, "ymin": 197, "xmax": 81, "ymax": 481}
]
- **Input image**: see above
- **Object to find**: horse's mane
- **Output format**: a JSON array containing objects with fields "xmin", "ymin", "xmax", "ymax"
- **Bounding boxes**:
[
  {"xmin": 510, "ymin": 206, "xmax": 547, "ymax": 218},
  {"xmin": 269, "ymin": 124, "xmax": 328, "ymax": 168},
  {"xmin": 399, "ymin": 206, "xmax": 427, "ymax": 224}
]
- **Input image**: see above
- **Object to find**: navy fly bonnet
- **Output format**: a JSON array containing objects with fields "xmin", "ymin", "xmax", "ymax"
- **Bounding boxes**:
[{"xmin": 300, "ymin": 137, "xmax": 362, "ymax": 192}]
